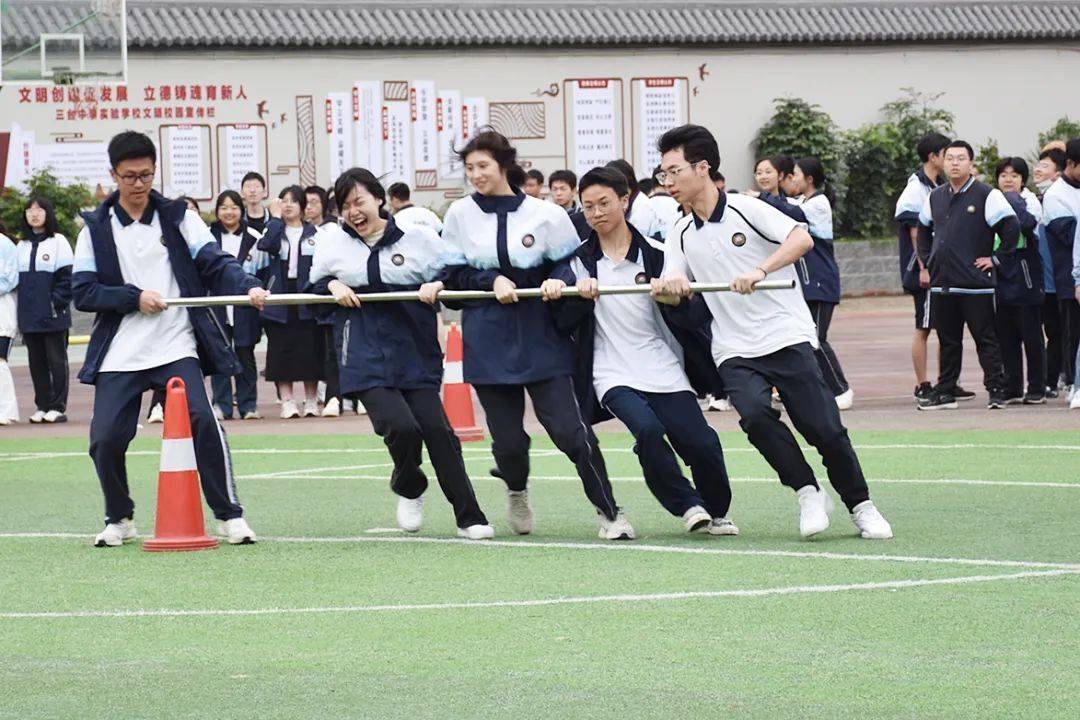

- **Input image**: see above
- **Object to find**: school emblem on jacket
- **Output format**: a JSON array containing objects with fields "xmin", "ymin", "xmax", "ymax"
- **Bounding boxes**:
[
  {"xmin": 42, "ymin": 253, "xmax": 50, "ymax": 262},
  {"xmin": 307, "ymin": 238, "xmax": 316, "ymax": 246},
  {"xmin": 521, "ymin": 234, "xmax": 535, "ymax": 248},
  {"xmin": 391, "ymin": 253, "xmax": 405, "ymax": 266},
  {"xmin": 967, "ymin": 205, "xmax": 976, "ymax": 213},
  {"xmin": 634, "ymin": 272, "xmax": 648, "ymax": 284},
  {"xmin": 731, "ymin": 233, "xmax": 747, "ymax": 247}
]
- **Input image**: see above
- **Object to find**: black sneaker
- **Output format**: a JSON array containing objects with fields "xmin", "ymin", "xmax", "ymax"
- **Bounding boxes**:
[
  {"xmin": 917, "ymin": 391, "xmax": 958, "ymax": 411},
  {"xmin": 1045, "ymin": 387, "xmax": 1060, "ymax": 399},
  {"xmin": 1023, "ymin": 391, "xmax": 1047, "ymax": 405},
  {"xmin": 987, "ymin": 393, "xmax": 1007, "ymax": 409},
  {"xmin": 1003, "ymin": 395, "xmax": 1024, "ymax": 406},
  {"xmin": 914, "ymin": 382, "xmax": 933, "ymax": 404},
  {"xmin": 954, "ymin": 386, "xmax": 976, "ymax": 401}
]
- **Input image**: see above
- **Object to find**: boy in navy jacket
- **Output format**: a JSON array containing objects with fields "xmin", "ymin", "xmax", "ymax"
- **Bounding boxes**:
[{"xmin": 73, "ymin": 131, "xmax": 269, "ymax": 547}]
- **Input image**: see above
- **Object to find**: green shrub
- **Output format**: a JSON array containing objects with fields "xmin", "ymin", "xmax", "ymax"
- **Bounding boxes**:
[{"xmin": 0, "ymin": 170, "xmax": 95, "ymax": 245}]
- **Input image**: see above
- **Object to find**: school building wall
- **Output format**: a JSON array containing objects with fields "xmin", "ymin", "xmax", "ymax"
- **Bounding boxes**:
[{"xmin": 3, "ymin": 42, "xmax": 1077, "ymax": 241}]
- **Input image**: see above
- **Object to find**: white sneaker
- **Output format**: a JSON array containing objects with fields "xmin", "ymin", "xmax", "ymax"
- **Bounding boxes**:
[
  {"xmin": 93, "ymin": 519, "xmax": 137, "ymax": 547},
  {"xmin": 506, "ymin": 489, "xmax": 534, "ymax": 535},
  {"xmin": 598, "ymin": 511, "xmax": 635, "ymax": 540},
  {"xmin": 303, "ymin": 399, "xmax": 319, "ymax": 417},
  {"xmin": 355, "ymin": 399, "xmax": 367, "ymax": 415},
  {"xmin": 280, "ymin": 399, "xmax": 300, "ymax": 419},
  {"xmin": 457, "ymin": 524, "xmax": 495, "ymax": 540},
  {"xmin": 242, "ymin": 410, "xmax": 262, "ymax": 420},
  {"xmin": 797, "ymin": 485, "xmax": 834, "ymax": 538},
  {"xmin": 835, "ymin": 388, "xmax": 854, "ymax": 411},
  {"xmin": 851, "ymin": 500, "xmax": 893, "ymax": 539},
  {"xmin": 396, "ymin": 496, "xmax": 424, "ymax": 533},
  {"xmin": 28, "ymin": 410, "xmax": 46, "ymax": 424},
  {"xmin": 43, "ymin": 410, "xmax": 66, "ymax": 423},
  {"xmin": 707, "ymin": 517, "xmax": 740, "ymax": 536},
  {"xmin": 321, "ymin": 397, "xmax": 341, "ymax": 417},
  {"xmin": 0, "ymin": 418, "xmax": 11, "ymax": 426},
  {"xmin": 708, "ymin": 396, "xmax": 733, "ymax": 412},
  {"xmin": 1070, "ymin": 392, "xmax": 1080, "ymax": 410},
  {"xmin": 218, "ymin": 517, "xmax": 257, "ymax": 545},
  {"xmin": 682, "ymin": 505, "xmax": 712, "ymax": 532},
  {"xmin": 148, "ymin": 404, "xmax": 164, "ymax": 424},
  {"xmin": 212, "ymin": 405, "xmax": 225, "ymax": 421}
]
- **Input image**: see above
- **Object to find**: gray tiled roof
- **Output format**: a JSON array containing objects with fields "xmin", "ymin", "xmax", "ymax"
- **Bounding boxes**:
[{"xmin": 4, "ymin": 1, "xmax": 1080, "ymax": 50}]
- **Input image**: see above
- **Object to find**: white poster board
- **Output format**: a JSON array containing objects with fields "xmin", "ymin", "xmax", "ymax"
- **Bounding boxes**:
[
  {"xmin": 571, "ymin": 79, "xmax": 618, "ymax": 179},
  {"xmin": 33, "ymin": 142, "xmax": 111, "ymax": 189},
  {"xmin": 165, "ymin": 126, "xmax": 210, "ymax": 199},
  {"xmin": 411, "ymin": 81, "xmax": 438, "ymax": 181},
  {"xmin": 634, "ymin": 78, "xmax": 687, "ymax": 179},
  {"xmin": 326, "ymin": 92, "xmax": 353, "ymax": 183},
  {"xmin": 222, "ymin": 125, "xmax": 262, "ymax": 192},
  {"xmin": 353, "ymin": 81, "xmax": 382, "ymax": 176},
  {"xmin": 462, "ymin": 97, "xmax": 488, "ymax": 143},
  {"xmin": 382, "ymin": 101, "xmax": 412, "ymax": 188},
  {"xmin": 3, "ymin": 123, "xmax": 35, "ymax": 191},
  {"xmin": 438, "ymin": 90, "xmax": 463, "ymax": 182}
]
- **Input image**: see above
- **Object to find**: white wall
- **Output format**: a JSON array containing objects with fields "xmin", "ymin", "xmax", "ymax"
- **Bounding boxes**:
[{"xmin": 3, "ymin": 43, "xmax": 1078, "ymax": 209}]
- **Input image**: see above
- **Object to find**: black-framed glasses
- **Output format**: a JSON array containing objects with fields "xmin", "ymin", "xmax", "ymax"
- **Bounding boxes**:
[{"xmin": 116, "ymin": 171, "xmax": 155, "ymax": 186}]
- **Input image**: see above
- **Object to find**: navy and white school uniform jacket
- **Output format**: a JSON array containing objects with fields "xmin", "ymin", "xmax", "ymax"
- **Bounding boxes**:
[
  {"xmin": 16, "ymin": 232, "xmax": 72, "ymax": 333},
  {"xmin": 210, "ymin": 221, "xmax": 268, "ymax": 347},
  {"xmin": 72, "ymin": 191, "xmax": 260, "ymax": 384},
  {"xmin": 995, "ymin": 189, "xmax": 1044, "ymax": 307},
  {"xmin": 1041, "ymin": 175, "xmax": 1080, "ymax": 300},
  {"xmin": 256, "ymin": 219, "xmax": 319, "ymax": 324},
  {"xmin": 552, "ymin": 225, "xmax": 721, "ymax": 423},
  {"xmin": 917, "ymin": 177, "xmax": 1020, "ymax": 293},
  {"xmin": 306, "ymin": 218, "xmax": 445, "ymax": 394},
  {"xmin": 786, "ymin": 192, "xmax": 840, "ymax": 304},
  {"xmin": 0, "ymin": 236, "xmax": 18, "ymax": 346},
  {"xmin": 895, "ymin": 169, "xmax": 938, "ymax": 293},
  {"xmin": 439, "ymin": 190, "xmax": 581, "ymax": 385}
]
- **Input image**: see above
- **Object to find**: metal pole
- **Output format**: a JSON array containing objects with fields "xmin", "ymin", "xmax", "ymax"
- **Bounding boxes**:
[
  {"xmin": 160, "ymin": 279, "xmax": 797, "ymax": 308},
  {"xmin": 162, "ymin": 280, "xmax": 799, "ymax": 308}
]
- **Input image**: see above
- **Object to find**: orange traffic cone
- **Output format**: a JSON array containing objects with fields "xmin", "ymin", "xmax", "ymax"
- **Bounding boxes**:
[
  {"xmin": 143, "ymin": 377, "xmax": 219, "ymax": 552},
  {"xmin": 442, "ymin": 322, "xmax": 484, "ymax": 442}
]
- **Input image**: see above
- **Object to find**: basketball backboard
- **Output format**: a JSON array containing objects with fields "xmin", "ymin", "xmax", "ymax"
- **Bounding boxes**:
[{"xmin": 1, "ymin": 0, "xmax": 126, "ymax": 85}]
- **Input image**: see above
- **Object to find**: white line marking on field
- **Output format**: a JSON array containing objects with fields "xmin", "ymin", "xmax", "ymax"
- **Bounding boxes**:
[
  {"xmin": 243, "ymin": 471, "xmax": 1080, "ymax": 490},
  {"xmin": 364, "ymin": 528, "xmax": 404, "ymax": 534},
  {"xmin": 243, "ymin": 463, "xmax": 395, "ymax": 479},
  {"xmin": 7, "ymin": 443, "xmax": 1080, "ymax": 463},
  {"xmin": 3, "ymin": 569, "xmax": 1075, "ymax": 620},
  {"xmin": 3, "ymin": 531, "xmax": 1078, "ymax": 570}
]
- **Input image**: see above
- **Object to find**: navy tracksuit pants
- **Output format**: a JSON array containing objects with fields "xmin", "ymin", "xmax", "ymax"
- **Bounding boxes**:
[
  {"xmin": 602, "ymin": 387, "xmax": 732, "ymax": 519},
  {"xmin": 89, "ymin": 357, "xmax": 243, "ymax": 524}
]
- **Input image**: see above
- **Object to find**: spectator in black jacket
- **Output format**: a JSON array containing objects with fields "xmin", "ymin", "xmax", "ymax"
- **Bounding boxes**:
[{"xmin": 916, "ymin": 141, "xmax": 1020, "ymax": 410}]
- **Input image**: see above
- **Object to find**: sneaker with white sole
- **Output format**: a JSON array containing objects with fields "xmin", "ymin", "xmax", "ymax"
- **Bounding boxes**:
[
  {"xmin": 396, "ymin": 496, "xmax": 423, "ymax": 533},
  {"xmin": 835, "ymin": 388, "xmax": 854, "ymax": 411},
  {"xmin": 707, "ymin": 517, "xmax": 740, "ymax": 536},
  {"xmin": 457, "ymin": 524, "xmax": 495, "ymax": 540},
  {"xmin": 682, "ymin": 505, "xmax": 712, "ymax": 532},
  {"xmin": 212, "ymin": 405, "xmax": 226, "ymax": 421},
  {"xmin": 303, "ymin": 399, "xmax": 319, "ymax": 417},
  {"xmin": 1071, "ymin": 392, "xmax": 1080, "ymax": 410},
  {"xmin": 598, "ymin": 511, "xmax": 635, "ymax": 540},
  {"xmin": 355, "ymin": 399, "xmax": 367, "ymax": 415},
  {"xmin": 43, "ymin": 410, "xmax": 67, "ymax": 423},
  {"xmin": 280, "ymin": 399, "xmax": 300, "ymax": 419},
  {"xmin": 28, "ymin": 410, "xmax": 45, "ymax": 424},
  {"xmin": 93, "ymin": 519, "xmax": 137, "ymax": 547},
  {"xmin": 218, "ymin": 517, "xmax": 257, "ymax": 545},
  {"xmin": 242, "ymin": 410, "xmax": 262, "ymax": 420},
  {"xmin": 506, "ymin": 489, "xmax": 534, "ymax": 535},
  {"xmin": 321, "ymin": 397, "xmax": 341, "ymax": 417},
  {"xmin": 147, "ymin": 404, "xmax": 164, "ymax": 424},
  {"xmin": 796, "ymin": 485, "xmax": 833, "ymax": 538},
  {"xmin": 851, "ymin": 500, "xmax": 893, "ymax": 539},
  {"xmin": 708, "ymin": 396, "xmax": 733, "ymax": 412}
]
